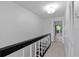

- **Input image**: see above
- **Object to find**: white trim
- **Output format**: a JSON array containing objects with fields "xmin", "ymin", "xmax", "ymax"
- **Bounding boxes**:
[
  {"xmin": 30, "ymin": 45, "xmax": 32, "ymax": 57},
  {"xmin": 35, "ymin": 42, "xmax": 37, "ymax": 57},
  {"xmin": 22, "ymin": 48, "xmax": 25, "ymax": 57}
]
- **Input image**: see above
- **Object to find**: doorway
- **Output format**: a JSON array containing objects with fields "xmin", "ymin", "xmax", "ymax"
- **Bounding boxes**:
[{"xmin": 54, "ymin": 21, "xmax": 63, "ymax": 42}]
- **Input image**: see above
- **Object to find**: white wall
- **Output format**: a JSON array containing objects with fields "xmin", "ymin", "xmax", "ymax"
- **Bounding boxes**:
[
  {"xmin": 64, "ymin": 1, "xmax": 74, "ymax": 57},
  {"xmin": 0, "ymin": 1, "xmax": 53, "ymax": 57},
  {"xmin": 44, "ymin": 18, "xmax": 55, "ymax": 42},
  {"xmin": 63, "ymin": 1, "xmax": 79, "ymax": 57},
  {"xmin": 73, "ymin": 1, "xmax": 79, "ymax": 56},
  {"xmin": 73, "ymin": 16, "xmax": 79, "ymax": 56}
]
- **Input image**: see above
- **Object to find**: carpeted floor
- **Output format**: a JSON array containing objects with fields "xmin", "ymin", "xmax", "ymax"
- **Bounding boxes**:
[{"xmin": 44, "ymin": 39, "xmax": 65, "ymax": 57}]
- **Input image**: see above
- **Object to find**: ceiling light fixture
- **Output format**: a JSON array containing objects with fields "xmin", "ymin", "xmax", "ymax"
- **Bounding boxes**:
[{"xmin": 44, "ymin": 3, "xmax": 59, "ymax": 14}]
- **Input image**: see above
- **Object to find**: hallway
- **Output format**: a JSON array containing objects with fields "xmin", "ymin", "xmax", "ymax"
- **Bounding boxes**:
[
  {"xmin": 0, "ymin": 1, "xmax": 79, "ymax": 57},
  {"xmin": 44, "ymin": 38, "xmax": 64, "ymax": 57}
]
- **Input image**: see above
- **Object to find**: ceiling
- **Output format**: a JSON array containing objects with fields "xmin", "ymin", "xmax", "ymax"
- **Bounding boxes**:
[{"xmin": 14, "ymin": 1, "xmax": 67, "ymax": 19}]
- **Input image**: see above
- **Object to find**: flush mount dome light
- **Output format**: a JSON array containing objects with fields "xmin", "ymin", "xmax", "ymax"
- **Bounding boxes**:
[{"xmin": 44, "ymin": 3, "xmax": 59, "ymax": 14}]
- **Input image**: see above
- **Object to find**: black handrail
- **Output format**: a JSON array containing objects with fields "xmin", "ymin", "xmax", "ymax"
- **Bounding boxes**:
[{"xmin": 0, "ymin": 33, "xmax": 51, "ymax": 57}]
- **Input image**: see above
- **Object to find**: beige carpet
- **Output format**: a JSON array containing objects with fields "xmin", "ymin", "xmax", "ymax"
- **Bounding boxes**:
[{"xmin": 44, "ymin": 40, "xmax": 65, "ymax": 57}]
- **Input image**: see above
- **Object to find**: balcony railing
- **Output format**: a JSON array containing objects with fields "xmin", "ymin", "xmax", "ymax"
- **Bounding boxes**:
[{"xmin": 0, "ymin": 33, "xmax": 51, "ymax": 57}]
